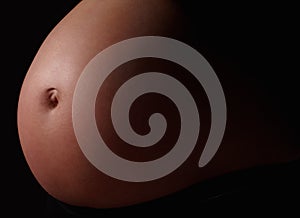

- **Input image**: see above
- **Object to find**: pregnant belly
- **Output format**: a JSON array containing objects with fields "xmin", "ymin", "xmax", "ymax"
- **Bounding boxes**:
[{"xmin": 17, "ymin": 0, "xmax": 300, "ymax": 209}]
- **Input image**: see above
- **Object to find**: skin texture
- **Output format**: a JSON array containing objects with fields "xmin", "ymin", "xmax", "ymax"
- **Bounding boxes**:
[{"xmin": 17, "ymin": 0, "xmax": 300, "ymax": 208}]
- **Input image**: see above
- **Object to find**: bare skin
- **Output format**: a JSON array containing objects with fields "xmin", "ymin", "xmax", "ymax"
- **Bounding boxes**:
[{"xmin": 17, "ymin": 0, "xmax": 300, "ymax": 208}]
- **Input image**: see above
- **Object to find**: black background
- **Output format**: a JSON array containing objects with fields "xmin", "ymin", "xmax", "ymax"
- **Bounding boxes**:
[{"xmin": 3, "ymin": 1, "xmax": 300, "ymax": 217}]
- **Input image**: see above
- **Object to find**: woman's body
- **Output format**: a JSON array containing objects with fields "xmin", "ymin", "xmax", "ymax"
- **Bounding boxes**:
[{"xmin": 17, "ymin": 0, "xmax": 300, "ymax": 209}]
